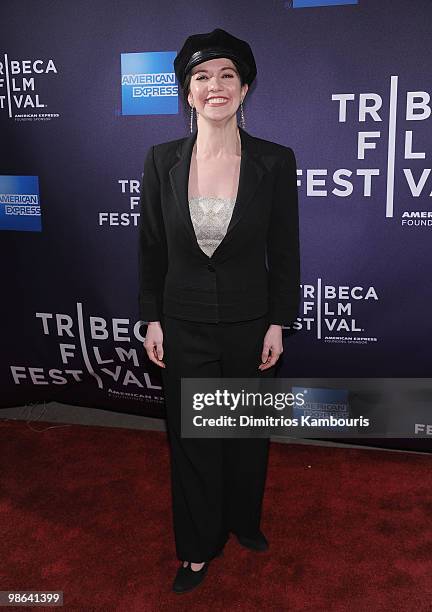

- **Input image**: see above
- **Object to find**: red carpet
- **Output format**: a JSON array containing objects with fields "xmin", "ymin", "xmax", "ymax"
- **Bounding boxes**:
[{"xmin": 1, "ymin": 419, "xmax": 431, "ymax": 611}]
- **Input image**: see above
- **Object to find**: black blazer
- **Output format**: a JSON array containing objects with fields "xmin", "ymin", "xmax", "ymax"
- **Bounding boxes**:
[{"xmin": 138, "ymin": 126, "xmax": 300, "ymax": 326}]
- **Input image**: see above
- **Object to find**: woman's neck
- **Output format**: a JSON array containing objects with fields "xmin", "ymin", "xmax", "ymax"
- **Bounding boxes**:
[{"xmin": 194, "ymin": 119, "xmax": 241, "ymax": 159}]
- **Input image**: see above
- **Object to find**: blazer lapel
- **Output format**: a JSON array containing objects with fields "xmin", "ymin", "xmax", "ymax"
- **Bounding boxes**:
[{"xmin": 168, "ymin": 126, "xmax": 265, "ymax": 260}]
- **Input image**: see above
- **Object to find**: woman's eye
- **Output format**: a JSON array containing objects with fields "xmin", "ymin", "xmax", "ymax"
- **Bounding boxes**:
[{"xmin": 196, "ymin": 73, "xmax": 234, "ymax": 80}]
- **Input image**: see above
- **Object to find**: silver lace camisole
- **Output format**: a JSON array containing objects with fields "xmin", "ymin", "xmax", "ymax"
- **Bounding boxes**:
[{"xmin": 188, "ymin": 195, "xmax": 236, "ymax": 257}]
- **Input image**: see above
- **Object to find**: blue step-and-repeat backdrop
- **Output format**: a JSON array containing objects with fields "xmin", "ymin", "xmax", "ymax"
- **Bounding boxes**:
[{"xmin": 1, "ymin": 0, "xmax": 431, "ymax": 450}]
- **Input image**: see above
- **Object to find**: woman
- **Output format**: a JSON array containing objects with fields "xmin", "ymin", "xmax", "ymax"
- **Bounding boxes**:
[{"xmin": 138, "ymin": 28, "xmax": 300, "ymax": 593}]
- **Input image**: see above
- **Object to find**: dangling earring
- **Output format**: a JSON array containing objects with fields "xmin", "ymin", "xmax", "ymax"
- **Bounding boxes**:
[
  {"xmin": 239, "ymin": 99, "xmax": 246, "ymax": 129},
  {"xmin": 190, "ymin": 105, "xmax": 195, "ymax": 133}
]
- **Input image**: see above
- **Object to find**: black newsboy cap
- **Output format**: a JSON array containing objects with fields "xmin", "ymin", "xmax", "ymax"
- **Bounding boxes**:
[{"xmin": 174, "ymin": 28, "xmax": 257, "ymax": 89}]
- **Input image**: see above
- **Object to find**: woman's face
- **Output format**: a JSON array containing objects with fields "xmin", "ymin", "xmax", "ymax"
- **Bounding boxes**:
[{"xmin": 187, "ymin": 57, "xmax": 248, "ymax": 125}]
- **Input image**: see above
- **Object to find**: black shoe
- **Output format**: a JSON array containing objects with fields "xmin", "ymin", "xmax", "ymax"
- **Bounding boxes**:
[
  {"xmin": 172, "ymin": 561, "xmax": 210, "ymax": 594},
  {"xmin": 235, "ymin": 530, "xmax": 269, "ymax": 552}
]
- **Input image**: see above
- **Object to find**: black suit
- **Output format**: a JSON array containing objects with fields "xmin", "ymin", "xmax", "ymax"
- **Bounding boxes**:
[
  {"xmin": 138, "ymin": 126, "xmax": 300, "ymax": 326},
  {"xmin": 137, "ymin": 127, "xmax": 300, "ymax": 563}
]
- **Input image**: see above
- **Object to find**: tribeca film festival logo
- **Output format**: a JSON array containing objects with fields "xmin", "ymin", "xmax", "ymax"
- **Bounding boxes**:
[
  {"xmin": 0, "ymin": 175, "xmax": 41, "ymax": 231},
  {"xmin": 415, "ymin": 424, "xmax": 432, "ymax": 436},
  {"xmin": 121, "ymin": 51, "xmax": 177, "ymax": 116},
  {"xmin": 0, "ymin": 55, "xmax": 60, "ymax": 121},
  {"xmin": 329, "ymin": 78, "xmax": 432, "ymax": 227},
  {"xmin": 9, "ymin": 303, "xmax": 163, "ymax": 404},
  {"xmin": 97, "ymin": 179, "xmax": 141, "ymax": 227},
  {"xmin": 289, "ymin": 279, "xmax": 378, "ymax": 344}
]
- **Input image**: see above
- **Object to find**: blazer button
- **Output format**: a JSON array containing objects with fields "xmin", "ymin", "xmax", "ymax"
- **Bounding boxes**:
[{"xmin": 207, "ymin": 263, "xmax": 215, "ymax": 272}]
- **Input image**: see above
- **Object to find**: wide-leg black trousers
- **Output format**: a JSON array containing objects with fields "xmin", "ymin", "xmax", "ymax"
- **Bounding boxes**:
[{"xmin": 160, "ymin": 312, "xmax": 275, "ymax": 563}]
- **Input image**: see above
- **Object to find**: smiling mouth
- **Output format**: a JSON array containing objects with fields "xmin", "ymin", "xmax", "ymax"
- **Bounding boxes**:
[{"xmin": 206, "ymin": 97, "xmax": 229, "ymax": 105}]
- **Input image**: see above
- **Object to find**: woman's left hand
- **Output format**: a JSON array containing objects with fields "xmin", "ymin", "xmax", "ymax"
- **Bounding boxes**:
[{"xmin": 259, "ymin": 324, "xmax": 283, "ymax": 371}]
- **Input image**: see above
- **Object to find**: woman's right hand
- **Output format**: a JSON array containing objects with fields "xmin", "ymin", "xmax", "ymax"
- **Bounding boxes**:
[{"xmin": 143, "ymin": 321, "xmax": 166, "ymax": 368}]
